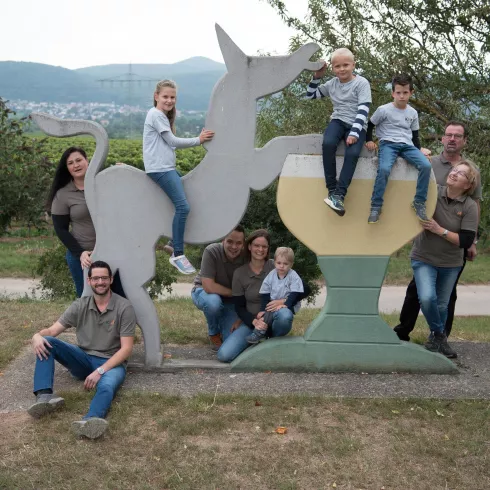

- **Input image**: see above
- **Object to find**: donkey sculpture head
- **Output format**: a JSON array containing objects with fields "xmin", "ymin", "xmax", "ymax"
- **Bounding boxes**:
[{"xmin": 32, "ymin": 25, "xmax": 323, "ymax": 367}]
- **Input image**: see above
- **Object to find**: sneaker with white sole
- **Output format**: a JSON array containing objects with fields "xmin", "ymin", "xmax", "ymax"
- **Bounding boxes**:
[
  {"xmin": 324, "ymin": 194, "xmax": 345, "ymax": 216},
  {"xmin": 169, "ymin": 254, "xmax": 196, "ymax": 275},
  {"xmin": 27, "ymin": 393, "xmax": 65, "ymax": 419},
  {"xmin": 72, "ymin": 417, "xmax": 108, "ymax": 439}
]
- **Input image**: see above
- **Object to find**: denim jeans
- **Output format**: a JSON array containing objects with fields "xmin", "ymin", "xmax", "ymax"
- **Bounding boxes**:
[
  {"xmin": 33, "ymin": 337, "xmax": 126, "ymax": 419},
  {"xmin": 322, "ymin": 119, "xmax": 366, "ymax": 198},
  {"xmin": 411, "ymin": 260, "xmax": 462, "ymax": 334},
  {"xmin": 191, "ymin": 287, "xmax": 238, "ymax": 339},
  {"xmin": 148, "ymin": 170, "xmax": 190, "ymax": 255},
  {"xmin": 371, "ymin": 142, "xmax": 431, "ymax": 208},
  {"xmin": 217, "ymin": 308, "xmax": 294, "ymax": 363},
  {"xmin": 66, "ymin": 250, "xmax": 84, "ymax": 297}
]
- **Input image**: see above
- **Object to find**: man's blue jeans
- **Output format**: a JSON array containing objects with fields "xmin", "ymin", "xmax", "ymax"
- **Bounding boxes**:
[
  {"xmin": 191, "ymin": 287, "xmax": 237, "ymax": 339},
  {"xmin": 322, "ymin": 119, "xmax": 366, "ymax": 198},
  {"xmin": 411, "ymin": 260, "xmax": 462, "ymax": 334},
  {"xmin": 33, "ymin": 337, "xmax": 126, "ymax": 419},
  {"xmin": 371, "ymin": 142, "xmax": 431, "ymax": 208},
  {"xmin": 148, "ymin": 170, "xmax": 190, "ymax": 255},
  {"xmin": 217, "ymin": 308, "xmax": 294, "ymax": 363}
]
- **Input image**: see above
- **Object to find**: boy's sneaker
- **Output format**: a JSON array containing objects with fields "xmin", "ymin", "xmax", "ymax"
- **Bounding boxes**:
[
  {"xmin": 27, "ymin": 393, "xmax": 64, "ymax": 419},
  {"xmin": 163, "ymin": 240, "xmax": 174, "ymax": 255},
  {"xmin": 72, "ymin": 417, "xmax": 108, "ymax": 439},
  {"xmin": 425, "ymin": 332, "xmax": 457, "ymax": 359},
  {"xmin": 209, "ymin": 334, "xmax": 223, "ymax": 351},
  {"xmin": 246, "ymin": 329, "xmax": 267, "ymax": 345},
  {"xmin": 368, "ymin": 208, "xmax": 381, "ymax": 224},
  {"xmin": 169, "ymin": 254, "xmax": 196, "ymax": 275},
  {"xmin": 324, "ymin": 194, "xmax": 345, "ymax": 216},
  {"xmin": 411, "ymin": 201, "xmax": 430, "ymax": 222}
]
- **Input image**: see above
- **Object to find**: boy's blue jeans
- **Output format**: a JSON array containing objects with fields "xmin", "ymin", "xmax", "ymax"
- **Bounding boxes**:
[
  {"xmin": 33, "ymin": 337, "xmax": 126, "ymax": 419},
  {"xmin": 191, "ymin": 287, "xmax": 238, "ymax": 339},
  {"xmin": 411, "ymin": 260, "xmax": 461, "ymax": 334},
  {"xmin": 148, "ymin": 170, "xmax": 190, "ymax": 255},
  {"xmin": 371, "ymin": 142, "xmax": 431, "ymax": 209},
  {"xmin": 322, "ymin": 119, "xmax": 366, "ymax": 198},
  {"xmin": 217, "ymin": 308, "xmax": 294, "ymax": 363}
]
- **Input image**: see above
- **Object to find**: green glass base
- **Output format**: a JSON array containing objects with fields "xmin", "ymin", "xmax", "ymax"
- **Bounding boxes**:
[{"xmin": 231, "ymin": 256, "xmax": 458, "ymax": 374}]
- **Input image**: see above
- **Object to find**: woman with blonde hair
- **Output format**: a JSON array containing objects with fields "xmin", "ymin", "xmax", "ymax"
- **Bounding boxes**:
[
  {"xmin": 411, "ymin": 161, "xmax": 478, "ymax": 359},
  {"xmin": 143, "ymin": 79, "xmax": 214, "ymax": 274}
]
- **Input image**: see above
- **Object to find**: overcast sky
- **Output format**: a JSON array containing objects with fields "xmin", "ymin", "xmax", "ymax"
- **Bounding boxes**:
[{"xmin": 1, "ymin": 0, "xmax": 308, "ymax": 69}]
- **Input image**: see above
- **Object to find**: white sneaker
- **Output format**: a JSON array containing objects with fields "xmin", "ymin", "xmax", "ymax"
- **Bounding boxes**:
[{"xmin": 169, "ymin": 254, "xmax": 196, "ymax": 275}]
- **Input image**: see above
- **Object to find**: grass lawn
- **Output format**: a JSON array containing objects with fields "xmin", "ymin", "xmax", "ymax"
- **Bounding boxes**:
[
  {"xmin": 0, "ymin": 393, "xmax": 488, "ymax": 489},
  {"xmin": 2, "ymin": 298, "xmax": 489, "ymax": 370}
]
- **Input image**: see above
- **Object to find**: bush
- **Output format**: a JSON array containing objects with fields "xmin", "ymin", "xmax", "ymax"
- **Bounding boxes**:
[{"xmin": 36, "ymin": 242, "xmax": 177, "ymax": 300}]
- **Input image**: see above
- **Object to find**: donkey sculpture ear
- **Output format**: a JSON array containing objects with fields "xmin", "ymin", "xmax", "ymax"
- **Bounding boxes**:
[{"xmin": 215, "ymin": 23, "xmax": 247, "ymax": 73}]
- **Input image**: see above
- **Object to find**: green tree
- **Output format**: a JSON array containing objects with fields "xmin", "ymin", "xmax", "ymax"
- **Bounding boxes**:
[
  {"xmin": 0, "ymin": 98, "xmax": 52, "ymax": 234},
  {"xmin": 262, "ymin": 0, "xmax": 490, "ymax": 238}
]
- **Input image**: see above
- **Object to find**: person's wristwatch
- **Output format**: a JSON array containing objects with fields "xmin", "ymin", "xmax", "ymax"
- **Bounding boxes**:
[
  {"xmin": 441, "ymin": 229, "xmax": 449, "ymax": 238},
  {"xmin": 96, "ymin": 367, "xmax": 105, "ymax": 375}
]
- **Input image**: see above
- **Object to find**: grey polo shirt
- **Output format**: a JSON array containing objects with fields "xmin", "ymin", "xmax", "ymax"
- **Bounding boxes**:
[
  {"xmin": 232, "ymin": 259, "xmax": 275, "ymax": 317},
  {"xmin": 51, "ymin": 181, "xmax": 96, "ymax": 250},
  {"xmin": 194, "ymin": 243, "xmax": 246, "ymax": 300},
  {"xmin": 431, "ymin": 153, "xmax": 482, "ymax": 200},
  {"xmin": 410, "ymin": 186, "xmax": 478, "ymax": 267},
  {"xmin": 58, "ymin": 292, "xmax": 136, "ymax": 358}
]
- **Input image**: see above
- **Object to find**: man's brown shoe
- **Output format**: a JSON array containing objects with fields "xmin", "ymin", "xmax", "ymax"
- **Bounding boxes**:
[{"xmin": 209, "ymin": 334, "xmax": 222, "ymax": 351}]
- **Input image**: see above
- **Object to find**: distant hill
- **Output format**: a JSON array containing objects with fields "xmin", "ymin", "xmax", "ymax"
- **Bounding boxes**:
[{"xmin": 0, "ymin": 57, "xmax": 226, "ymax": 110}]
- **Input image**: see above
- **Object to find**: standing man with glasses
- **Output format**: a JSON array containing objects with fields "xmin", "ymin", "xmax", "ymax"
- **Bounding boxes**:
[
  {"xmin": 27, "ymin": 260, "xmax": 136, "ymax": 439},
  {"xmin": 394, "ymin": 121, "xmax": 482, "ymax": 342}
]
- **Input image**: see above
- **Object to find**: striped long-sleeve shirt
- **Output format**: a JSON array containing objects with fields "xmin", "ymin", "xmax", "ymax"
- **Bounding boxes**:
[{"xmin": 306, "ymin": 75, "xmax": 372, "ymax": 139}]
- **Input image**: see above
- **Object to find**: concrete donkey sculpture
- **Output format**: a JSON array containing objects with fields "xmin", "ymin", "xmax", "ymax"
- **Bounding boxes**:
[{"xmin": 32, "ymin": 24, "xmax": 323, "ymax": 367}]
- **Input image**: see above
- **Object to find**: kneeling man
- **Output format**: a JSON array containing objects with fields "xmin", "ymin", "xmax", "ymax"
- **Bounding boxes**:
[
  {"xmin": 192, "ymin": 225, "xmax": 245, "ymax": 350},
  {"xmin": 28, "ymin": 260, "xmax": 136, "ymax": 439}
]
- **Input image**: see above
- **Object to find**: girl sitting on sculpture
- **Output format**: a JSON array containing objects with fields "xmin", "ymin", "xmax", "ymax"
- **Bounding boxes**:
[{"xmin": 143, "ymin": 79, "xmax": 214, "ymax": 275}]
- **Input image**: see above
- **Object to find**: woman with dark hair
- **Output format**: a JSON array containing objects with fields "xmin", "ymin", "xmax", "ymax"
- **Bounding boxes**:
[
  {"xmin": 217, "ymin": 229, "xmax": 305, "ymax": 363},
  {"xmin": 47, "ymin": 147, "xmax": 124, "ymax": 298},
  {"xmin": 411, "ymin": 161, "xmax": 478, "ymax": 358}
]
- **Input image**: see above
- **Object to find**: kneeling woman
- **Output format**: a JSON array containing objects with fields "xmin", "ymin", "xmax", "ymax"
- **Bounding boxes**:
[
  {"xmin": 217, "ymin": 229, "xmax": 305, "ymax": 363},
  {"xmin": 410, "ymin": 161, "xmax": 478, "ymax": 358}
]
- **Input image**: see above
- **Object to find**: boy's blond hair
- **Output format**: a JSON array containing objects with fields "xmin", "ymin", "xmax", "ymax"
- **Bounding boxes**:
[
  {"xmin": 274, "ymin": 247, "xmax": 294, "ymax": 264},
  {"xmin": 331, "ymin": 48, "xmax": 355, "ymax": 63}
]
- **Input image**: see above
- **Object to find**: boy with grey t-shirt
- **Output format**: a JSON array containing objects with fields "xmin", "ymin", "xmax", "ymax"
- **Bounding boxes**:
[
  {"xmin": 306, "ymin": 48, "xmax": 372, "ymax": 217},
  {"xmin": 365, "ymin": 74, "xmax": 432, "ymax": 224}
]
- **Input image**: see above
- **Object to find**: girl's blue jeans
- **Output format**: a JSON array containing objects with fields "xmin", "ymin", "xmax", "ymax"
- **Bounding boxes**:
[{"xmin": 148, "ymin": 170, "xmax": 189, "ymax": 255}]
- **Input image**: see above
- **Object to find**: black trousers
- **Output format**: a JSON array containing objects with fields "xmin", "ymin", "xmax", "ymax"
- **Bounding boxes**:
[{"xmin": 394, "ymin": 259, "xmax": 466, "ymax": 340}]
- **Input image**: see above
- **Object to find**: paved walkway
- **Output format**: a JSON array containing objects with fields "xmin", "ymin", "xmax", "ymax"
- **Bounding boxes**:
[{"xmin": 1, "ymin": 278, "xmax": 490, "ymax": 315}]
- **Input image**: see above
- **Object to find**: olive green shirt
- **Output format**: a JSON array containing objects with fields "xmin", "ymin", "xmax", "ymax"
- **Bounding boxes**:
[
  {"xmin": 411, "ymin": 186, "xmax": 478, "ymax": 267},
  {"xmin": 232, "ymin": 259, "xmax": 275, "ymax": 317},
  {"xmin": 58, "ymin": 293, "xmax": 136, "ymax": 358},
  {"xmin": 51, "ymin": 181, "xmax": 96, "ymax": 250}
]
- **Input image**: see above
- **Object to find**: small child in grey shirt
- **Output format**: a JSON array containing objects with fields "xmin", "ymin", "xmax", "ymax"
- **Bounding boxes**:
[
  {"xmin": 246, "ymin": 247, "xmax": 304, "ymax": 345},
  {"xmin": 306, "ymin": 48, "xmax": 372, "ymax": 217},
  {"xmin": 365, "ymin": 74, "xmax": 432, "ymax": 224}
]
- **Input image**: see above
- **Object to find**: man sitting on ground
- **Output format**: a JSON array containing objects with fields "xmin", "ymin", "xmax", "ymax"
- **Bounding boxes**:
[
  {"xmin": 192, "ymin": 225, "xmax": 246, "ymax": 350},
  {"xmin": 28, "ymin": 260, "xmax": 136, "ymax": 439}
]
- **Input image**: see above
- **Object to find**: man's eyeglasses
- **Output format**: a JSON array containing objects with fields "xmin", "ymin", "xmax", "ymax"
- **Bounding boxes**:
[
  {"xmin": 443, "ymin": 133, "xmax": 464, "ymax": 140},
  {"xmin": 90, "ymin": 276, "xmax": 111, "ymax": 282}
]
